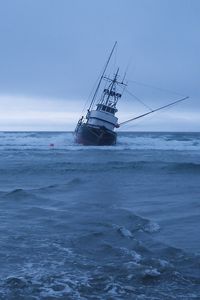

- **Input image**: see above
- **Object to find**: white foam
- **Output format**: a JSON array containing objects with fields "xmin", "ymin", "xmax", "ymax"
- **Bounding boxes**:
[
  {"xmin": 143, "ymin": 268, "xmax": 161, "ymax": 277},
  {"xmin": 113, "ymin": 224, "xmax": 133, "ymax": 238},
  {"xmin": 158, "ymin": 259, "xmax": 172, "ymax": 268},
  {"xmin": 1, "ymin": 132, "xmax": 200, "ymax": 151},
  {"xmin": 120, "ymin": 247, "xmax": 142, "ymax": 263},
  {"xmin": 143, "ymin": 221, "xmax": 160, "ymax": 233},
  {"xmin": 118, "ymin": 134, "xmax": 200, "ymax": 151}
]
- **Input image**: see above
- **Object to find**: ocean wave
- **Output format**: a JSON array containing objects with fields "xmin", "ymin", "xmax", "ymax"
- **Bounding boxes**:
[
  {"xmin": 117, "ymin": 133, "xmax": 200, "ymax": 151},
  {"xmin": 35, "ymin": 178, "xmax": 83, "ymax": 191},
  {"xmin": 0, "ymin": 132, "xmax": 200, "ymax": 298},
  {"xmin": 169, "ymin": 162, "xmax": 200, "ymax": 172},
  {"xmin": 1, "ymin": 188, "xmax": 45, "ymax": 201},
  {"xmin": 0, "ymin": 246, "xmax": 199, "ymax": 298},
  {"xmin": 2, "ymin": 188, "xmax": 35, "ymax": 201},
  {"xmin": 69, "ymin": 160, "xmax": 200, "ymax": 173},
  {"xmin": 142, "ymin": 221, "xmax": 160, "ymax": 233},
  {"xmin": 0, "ymin": 131, "xmax": 200, "ymax": 151}
]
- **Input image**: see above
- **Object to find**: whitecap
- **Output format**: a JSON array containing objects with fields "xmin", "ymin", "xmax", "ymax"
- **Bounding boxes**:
[
  {"xmin": 112, "ymin": 224, "xmax": 133, "ymax": 238},
  {"xmin": 143, "ymin": 268, "xmax": 161, "ymax": 277},
  {"xmin": 143, "ymin": 221, "xmax": 160, "ymax": 233},
  {"xmin": 119, "ymin": 247, "xmax": 142, "ymax": 263}
]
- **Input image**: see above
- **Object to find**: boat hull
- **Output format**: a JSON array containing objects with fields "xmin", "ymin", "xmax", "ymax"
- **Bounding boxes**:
[{"xmin": 75, "ymin": 123, "xmax": 117, "ymax": 146}]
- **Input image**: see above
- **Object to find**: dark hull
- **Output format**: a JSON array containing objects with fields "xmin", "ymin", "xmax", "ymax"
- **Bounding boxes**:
[{"xmin": 75, "ymin": 123, "xmax": 117, "ymax": 146}]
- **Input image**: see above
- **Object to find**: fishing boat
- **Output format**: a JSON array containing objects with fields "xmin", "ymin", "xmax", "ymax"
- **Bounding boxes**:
[{"xmin": 74, "ymin": 42, "xmax": 189, "ymax": 146}]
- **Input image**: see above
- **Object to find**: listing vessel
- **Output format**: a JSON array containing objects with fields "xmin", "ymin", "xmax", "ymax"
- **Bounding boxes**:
[
  {"xmin": 74, "ymin": 42, "xmax": 189, "ymax": 146},
  {"xmin": 74, "ymin": 42, "xmax": 124, "ymax": 146}
]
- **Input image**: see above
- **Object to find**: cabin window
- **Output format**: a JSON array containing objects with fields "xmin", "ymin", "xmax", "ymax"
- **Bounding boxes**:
[
  {"xmin": 106, "ymin": 107, "xmax": 111, "ymax": 112},
  {"xmin": 107, "ymin": 107, "xmax": 114, "ymax": 114},
  {"xmin": 97, "ymin": 104, "xmax": 102, "ymax": 111}
]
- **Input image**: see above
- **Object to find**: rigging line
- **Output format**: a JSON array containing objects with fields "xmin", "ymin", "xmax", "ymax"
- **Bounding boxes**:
[
  {"xmin": 119, "ymin": 96, "xmax": 189, "ymax": 127},
  {"xmin": 112, "ymin": 42, "xmax": 118, "ymax": 75},
  {"xmin": 81, "ymin": 52, "xmax": 117, "ymax": 114},
  {"xmin": 88, "ymin": 41, "xmax": 117, "ymax": 111},
  {"xmin": 122, "ymin": 53, "xmax": 133, "ymax": 83},
  {"xmin": 128, "ymin": 80, "xmax": 186, "ymax": 97},
  {"xmin": 125, "ymin": 89, "xmax": 153, "ymax": 111},
  {"xmin": 81, "ymin": 75, "xmax": 101, "ymax": 114},
  {"xmin": 120, "ymin": 81, "xmax": 127, "ymax": 97}
]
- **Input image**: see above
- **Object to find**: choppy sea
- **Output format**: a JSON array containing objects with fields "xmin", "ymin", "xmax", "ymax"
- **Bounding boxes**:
[{"xmin": 0, "ymin": 131, "xmax": 200, "ymax": 300}]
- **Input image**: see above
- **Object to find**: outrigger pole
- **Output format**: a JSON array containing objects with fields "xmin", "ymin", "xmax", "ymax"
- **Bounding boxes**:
[
  {"xmin": 88, "ymin": 41, "xmax": 117, "ymax": 111},
  {"xmin": 119, "ymin": 96, "xmax": 189, "ymax": 127}
]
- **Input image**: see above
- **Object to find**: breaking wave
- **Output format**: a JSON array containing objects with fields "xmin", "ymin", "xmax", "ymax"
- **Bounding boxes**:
[
  {"xmin": 0, "ymin": 131, "xmax": 200, "ymax": 299},
  {"xmin": 0, "ymin": 205, "xmax": 199, "ymax": 299},
  {"xmin": 0, "ymin": 131, "xmax": 200, "ymax": 151}
]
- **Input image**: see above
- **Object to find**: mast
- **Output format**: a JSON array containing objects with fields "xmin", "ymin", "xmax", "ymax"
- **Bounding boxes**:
[
  {"xmin": 99, "ymin": 68, "xmax": 127, "ymax": 110},
  {"xmin": 105, "ymin": 68, "xmax": 119, "ymax": 105},
  {"xmin": 88, "ymin": 41, "xmax": 117, "ymax": 111}
]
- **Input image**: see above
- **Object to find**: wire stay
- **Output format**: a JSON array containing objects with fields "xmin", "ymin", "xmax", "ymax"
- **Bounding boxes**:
[{"xmin": 119, "ymin": 96, "xmax": 189, "ymax": 127}]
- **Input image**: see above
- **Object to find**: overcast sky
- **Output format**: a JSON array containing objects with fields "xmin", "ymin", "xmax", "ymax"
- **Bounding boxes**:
[{"xmin": 0, "ymin": 0, "xmax": 199, "ymax": 131}]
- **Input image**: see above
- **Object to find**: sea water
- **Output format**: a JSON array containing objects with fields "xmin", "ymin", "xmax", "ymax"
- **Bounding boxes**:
[{"xmin": 0, "ymin": 131, "xmax": 199, "ymax": 299}]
